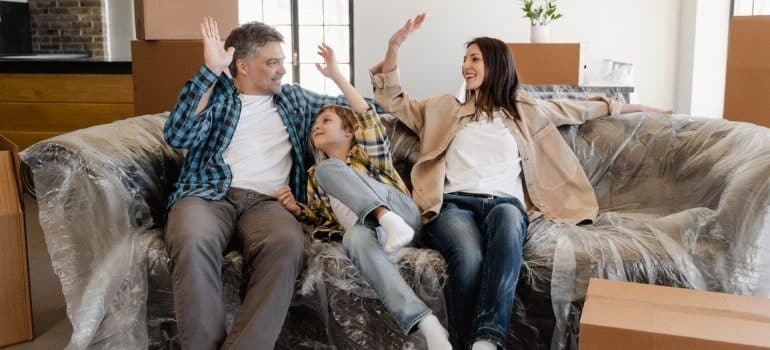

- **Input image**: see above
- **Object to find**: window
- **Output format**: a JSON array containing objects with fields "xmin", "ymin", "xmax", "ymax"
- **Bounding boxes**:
[
  {"xmin": 239, "ymin": 0, "xmax": 353, "ymax": 95},
  {"xmin": 733, "ymin": 0, "xmax": 770, "ymax": 15}
]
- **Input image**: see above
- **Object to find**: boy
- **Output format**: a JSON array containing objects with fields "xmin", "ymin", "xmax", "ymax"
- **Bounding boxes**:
[{"xmin": 277, "ymin": 43, "xmax": 451, "ymax": 350}]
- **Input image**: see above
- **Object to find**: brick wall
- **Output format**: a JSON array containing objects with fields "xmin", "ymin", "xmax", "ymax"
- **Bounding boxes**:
[{"xmin": 29, "ymin": 0, "xmax": 106, "ymax": 58}]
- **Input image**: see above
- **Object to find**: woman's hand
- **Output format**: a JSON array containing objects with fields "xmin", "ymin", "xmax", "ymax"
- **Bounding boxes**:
[
  {"xmin": 388, "ymin": 13, "xmax": 426, "ymax": 49},
  {"xmin": 277, "ymin": 186, "xmax": 301, "ymax": 217},
  {"xmin": 621, "ymin": 103, "xmax": 672, "ymax": 116},
  {"xmin": 379, "ymin": 13, "xmax": 426, "ymax": 73},
  {"xmin": 315, "ymin": 43, "xmax": 343, "ymax": 80}
]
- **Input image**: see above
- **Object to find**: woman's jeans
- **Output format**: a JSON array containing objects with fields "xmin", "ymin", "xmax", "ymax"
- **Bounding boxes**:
[
  {"xmin": 314, "ymin": 159, "xmax": 431, "ymax": 334},
  {"xmin": 425, "ymin": 192, "xmax": 529, "ymax": 349}
]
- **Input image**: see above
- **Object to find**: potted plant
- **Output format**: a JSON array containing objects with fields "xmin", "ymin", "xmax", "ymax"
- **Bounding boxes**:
[{"xmin": 521, "ymin": 0, "xmax": 563, "ymax": 43}]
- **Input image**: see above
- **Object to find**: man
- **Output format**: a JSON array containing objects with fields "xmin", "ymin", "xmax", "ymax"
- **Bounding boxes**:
[{"xmin": 163, "ymin": 17, "xmax": 355, "ymax": 349}]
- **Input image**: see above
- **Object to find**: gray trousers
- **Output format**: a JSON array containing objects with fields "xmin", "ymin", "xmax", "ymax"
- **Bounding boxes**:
[{"xmin": 164, "ymin": 188, "xmax": 304, "ymax": 350}]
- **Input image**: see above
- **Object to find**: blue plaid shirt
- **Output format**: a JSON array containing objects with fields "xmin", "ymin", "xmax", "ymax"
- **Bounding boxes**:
[{"xmin": 164, "ymin": 65, "xmax": 374, "ymax": 208}]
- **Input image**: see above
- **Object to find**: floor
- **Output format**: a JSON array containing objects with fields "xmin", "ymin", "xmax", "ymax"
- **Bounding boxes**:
[{"xmin": 3, "ymin": 194, "xmax": 70, "ymax": 350}]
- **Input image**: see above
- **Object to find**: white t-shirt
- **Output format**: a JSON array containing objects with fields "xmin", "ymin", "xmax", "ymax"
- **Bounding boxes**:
[
  {"xmin": 444, "ymin": 111, "xmax": 526, "ymax": 205},
  {"xmin": 223, "ymin": 94, "xmax": 293, "ymax": 196}
]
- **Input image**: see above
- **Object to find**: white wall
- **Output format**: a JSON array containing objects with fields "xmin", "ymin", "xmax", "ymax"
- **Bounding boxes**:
[
  {"xmin": 354, "ymin": 0, "xmax": 681, "ymax": 110},
  {"xmin": 676, "ymin": 0, "xmax": 697, "ymax": 114},
  {"xmin": 675, "ymin": 0, "xmax": 730, "ymax": 118},
  {"xmin": 103, "ymin": 0, "xmax": 135, "ymax": 59}
]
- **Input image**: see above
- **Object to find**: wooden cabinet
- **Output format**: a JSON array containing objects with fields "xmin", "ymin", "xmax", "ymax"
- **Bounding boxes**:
[{"xmin": 0, "ymin": 73, "xmax": 135, "ymax": 149}]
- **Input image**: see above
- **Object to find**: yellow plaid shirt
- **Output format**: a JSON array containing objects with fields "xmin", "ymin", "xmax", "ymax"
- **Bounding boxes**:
[{"xmin": 298, "ymin": 106, "xmax": 410, "ymax": 240}]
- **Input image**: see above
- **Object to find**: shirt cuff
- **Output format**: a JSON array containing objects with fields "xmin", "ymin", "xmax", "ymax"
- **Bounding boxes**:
[
  {"xmin": 191, "ymin": 65, "xmax": 219, "ymax": 91},
  {"xmin": 607, "ymin": 96, "xmax": 624, "ymax": 116},
  {"xmin": 369, "ymin": 67, "xmax": 401, "ymax": 90},
  {"xmin": 587, "ymin": 95, "xmax": 624, "ymax": 116}
]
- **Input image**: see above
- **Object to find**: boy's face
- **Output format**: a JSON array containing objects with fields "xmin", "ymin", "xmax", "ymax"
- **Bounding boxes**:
[{"xmin": 312, "ymin": 110, "xmax": 353, "ymax": 153}]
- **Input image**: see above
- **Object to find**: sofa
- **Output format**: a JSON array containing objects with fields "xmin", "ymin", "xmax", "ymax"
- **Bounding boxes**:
[{"xmin": 20, "ymin": 93, "xmax": 770, "ymax": 349}]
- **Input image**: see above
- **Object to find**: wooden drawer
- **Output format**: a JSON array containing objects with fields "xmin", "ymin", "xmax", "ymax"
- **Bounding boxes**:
[{"xmin": 0, "ymin": 73, "xmax": 135, "ymax": 149}]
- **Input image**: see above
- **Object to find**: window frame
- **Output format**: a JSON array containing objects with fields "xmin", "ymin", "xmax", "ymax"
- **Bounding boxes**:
[{"xmin": 291, "ymin": 0, "xmax": 354, "ymax": 94}]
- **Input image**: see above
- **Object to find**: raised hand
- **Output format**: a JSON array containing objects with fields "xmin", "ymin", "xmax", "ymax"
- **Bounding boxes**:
[
  {"xmin": 315, "ymin": 43, "xmax": 342, "ymax": 80},
  {"xmin": 388, "ymin": 13, "xmax": 426, "ymax": 49},
  {"xmin": 276, "ymin": 186, "xmax": 301, "ymax": 217},
  {"xmin": 200, "ymin": 16, "xmax": 235, "ymax": 77},
  {"xmin": 378, "ymin": 13, "xmax": 426, "ymax": 73}
]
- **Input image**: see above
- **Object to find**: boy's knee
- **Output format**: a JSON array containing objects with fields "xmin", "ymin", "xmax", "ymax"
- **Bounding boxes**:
[{"xmin": 315, "ymin": 158, "xmax": 349, "ymax": 187}]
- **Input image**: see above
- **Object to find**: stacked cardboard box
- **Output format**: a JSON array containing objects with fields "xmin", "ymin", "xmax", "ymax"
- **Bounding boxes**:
[
  {"xmin": 507, "ymin": 43, "xmax": 582, "ymax": 85},
  {"xmin": 0, "ymin": 134, "xmax": 33, "ymax": 347},
  {"xmin": 580, "ymin": 278, "xmax": 770, "ymax": 350},
  {"xmin": 132, "ymin": 0, "xmax": 238, "ymax": 114}
]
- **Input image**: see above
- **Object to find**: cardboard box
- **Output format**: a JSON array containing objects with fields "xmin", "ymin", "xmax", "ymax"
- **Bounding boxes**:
[
  {"xmin": 507, "ymin": 43, "xmax": 581, "ymax": 85},
  {"xmin": 134, "ymin": 0, "xmax": 239, "ymax": 40},
  {"xmin": 0, "ymin": 133, "xmax": 33, "ymax": 347},
  {"xmin": 580, "ymin": 278, "xmax": 770, "ymax": 350},
  {"xmin": 724, "ymin": 16, "xmax": 770, "ymax": 127},
  {"xmin": 131, "ymin": 40, "xmax": 204, "ymax": 115}
]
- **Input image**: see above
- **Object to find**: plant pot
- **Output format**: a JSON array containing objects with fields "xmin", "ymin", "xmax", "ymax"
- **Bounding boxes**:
[{"xmin": 530, "ymin": 25, "xmax": 550, "ymax": 43}]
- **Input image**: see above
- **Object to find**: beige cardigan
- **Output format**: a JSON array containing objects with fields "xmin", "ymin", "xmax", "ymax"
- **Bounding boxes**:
[{"xmin": 370, "ymin": 67, "xmax": 623, "ymax": 225}]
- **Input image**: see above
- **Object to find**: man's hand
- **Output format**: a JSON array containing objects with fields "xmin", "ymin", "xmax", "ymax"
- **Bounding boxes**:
[
  {"xmin": 315, "ymin": 43, "xmax": 343, "ymax": 80},
  {"xmin": 277, "ymin": 186, "xmax": 301, "ymax": 217},
  {"xmin": 201, "ymin": 16, "xmax": 235, "ymax": 77}
]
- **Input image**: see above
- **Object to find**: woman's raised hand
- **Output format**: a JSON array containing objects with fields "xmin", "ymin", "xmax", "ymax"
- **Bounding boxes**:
[{"xmin": 388, "ymin": 13, "xmax": 426, "ymax": 49}]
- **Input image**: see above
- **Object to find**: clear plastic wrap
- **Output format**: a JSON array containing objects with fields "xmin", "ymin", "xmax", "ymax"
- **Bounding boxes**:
[
  {"xmin": 21, "ymin": 94, "xmax": 770, "ymax": 349},
  {"xmin": 21, "ymin": 115, "xmax": 183, "ymax": 349}
]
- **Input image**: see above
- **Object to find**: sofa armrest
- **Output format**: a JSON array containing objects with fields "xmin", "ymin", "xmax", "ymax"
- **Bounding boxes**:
[
  {"xmin": 20, "ymin": 113, "xmax": 183, "ymax": 349},
  {"xmin": 561, "ymin": 114, "xmax": 770, "ymax": 295}
]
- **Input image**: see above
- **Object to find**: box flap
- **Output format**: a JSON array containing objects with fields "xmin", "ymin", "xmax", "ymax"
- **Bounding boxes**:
[
  {"xmin": 581, "ymin": 278, "xmax": 770, "ymax": 349},
  {"xmin": 0, "ymin": 134, "xmax": 22, "ymax": 205}
]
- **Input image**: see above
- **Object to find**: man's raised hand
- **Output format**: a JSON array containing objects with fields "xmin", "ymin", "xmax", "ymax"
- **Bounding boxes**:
[{"xmin": 201, "ymin": 16, "xmax": 235, "ymax": 77}]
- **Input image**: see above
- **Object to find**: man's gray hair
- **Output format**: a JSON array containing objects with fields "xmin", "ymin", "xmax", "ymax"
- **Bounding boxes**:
[{"xmin": 225, "ymin": 21, "xmax": 284, "ymax": 76}]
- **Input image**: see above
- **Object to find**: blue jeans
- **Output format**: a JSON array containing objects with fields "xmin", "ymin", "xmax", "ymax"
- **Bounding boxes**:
[
  {"xmin": 314, "ymin": 159, "xmax": 431, "ymax": 334},
  {"xmin": 425, "ymin": 192, "xmax": 529, "ymax": 349}
]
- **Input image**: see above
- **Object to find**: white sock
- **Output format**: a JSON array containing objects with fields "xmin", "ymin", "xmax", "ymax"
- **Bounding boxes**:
[
  {"xmin": 471, "ymin": 340, "xmax": 497, "ymax": 350},
  {"xmin": 418, "ymin": 314, "xmax": 452, "ymax": 350},
  {"xmin": 378, "ymin": 211, "xmax": 414, "ymax": 253}
]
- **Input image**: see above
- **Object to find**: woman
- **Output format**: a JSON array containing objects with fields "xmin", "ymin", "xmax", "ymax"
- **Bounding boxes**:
[{"xmin": 370, "ymin": 14, "xmax": 667, "ymax": 350}]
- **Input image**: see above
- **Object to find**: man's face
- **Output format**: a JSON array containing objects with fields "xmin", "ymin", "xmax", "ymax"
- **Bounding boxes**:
[{"xmin": 236, "ymin": 41, "xmax": 286, "ymax": 95}]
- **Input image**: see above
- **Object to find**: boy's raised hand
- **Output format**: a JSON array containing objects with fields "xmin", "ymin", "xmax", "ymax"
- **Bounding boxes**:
[
  {"xmin": 201, "ymin": 16, "xmax": 235, "ymax": 78},
  {"xmin": 315, "ymin": 43, "xmax": 342, "ymax": 80},
  {"xmin": 277, "ymin": 185, "xmax": 301, "ymax": 217}
]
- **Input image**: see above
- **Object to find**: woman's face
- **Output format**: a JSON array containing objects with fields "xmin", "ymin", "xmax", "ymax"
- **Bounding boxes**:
[{"xmin": 462, "ymin": 44, "xmax": 485, "ymax": 91}]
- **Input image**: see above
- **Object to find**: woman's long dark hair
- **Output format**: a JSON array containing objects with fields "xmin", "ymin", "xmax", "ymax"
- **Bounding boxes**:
[{"xmin": 464, "ymin": 37, "xmax": 519, "ymax": 120}]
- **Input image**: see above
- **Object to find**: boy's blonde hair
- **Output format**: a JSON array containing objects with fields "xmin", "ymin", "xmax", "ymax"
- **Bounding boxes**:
[{"xmin": 314, "ymin": 105, "xmax": 358, "ymax": 136}]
